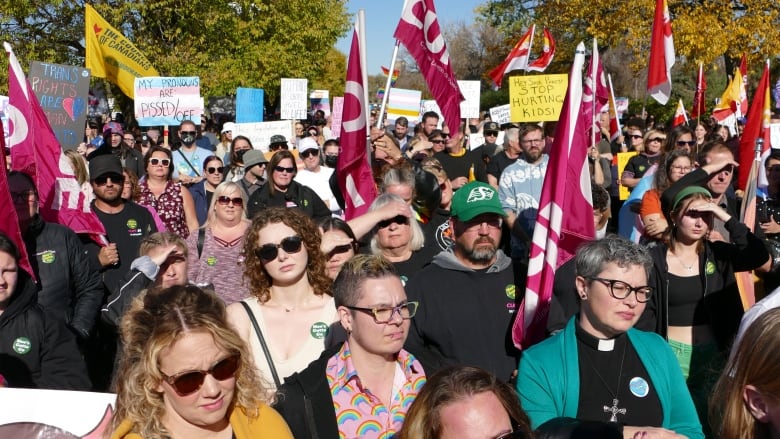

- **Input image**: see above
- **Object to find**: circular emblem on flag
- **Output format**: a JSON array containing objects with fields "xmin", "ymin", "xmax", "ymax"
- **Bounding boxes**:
[
  {"xmin": 127, "ymin": 219, "xmax": 138, "ymax": 229},
  {"xmin": 13, "ymin": 337, "xmax": 32, "ymax": 355}
]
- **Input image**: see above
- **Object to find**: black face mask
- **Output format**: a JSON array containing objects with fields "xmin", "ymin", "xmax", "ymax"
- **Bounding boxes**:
[
  {"xmin": 235, "ymin": 149, "xmax": 247, "ymax": 161},
  {"xmin": 181, "ymin": 134, "xmax": 196, "ymax": 146},
  {"xmin": 324, "ymin": 155, "xmax": 338, "ymax": 168}
]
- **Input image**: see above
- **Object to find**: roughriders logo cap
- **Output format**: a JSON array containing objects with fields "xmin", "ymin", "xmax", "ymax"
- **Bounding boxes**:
[{"xmin": 451, "ymin": 181, "xmax": 507, "ymax": 222}]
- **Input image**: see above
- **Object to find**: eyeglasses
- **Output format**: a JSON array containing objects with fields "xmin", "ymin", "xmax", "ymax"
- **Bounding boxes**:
[
  {"xmin": 255, "ymin": 236, "xmax": 303, "ymax": 262},
  {"xmin": 344, "ymin": 301, "xmax": 419, "ymax": 324},
  {"xmin": 300, "ymin": 149, "xmax": 319, "ymax": 159},
  {"xmin": 10, "ymin": 190, "xmax": 35, "ymax": 203},
  {"xmin": 160, "ymin": 354, "xmax": 240, "ymax": 396},
  {"xmin": 180, "ymin": 131, "xmax": 197, "ymax": 136},
  {"xmin": 629, "ymin": 134, "xmax": 644, "ymax": 140},
  {"xmin": 217, "ymin": 196, "xmax": 243, "ymax": 207},
  {"xmin": 150, "ymin": 158, "xmax": 171, "ymax": 167},
  {"xmin": 587, "ymin": 277, "xmax": 653, "ymax": 303},
  {"xmin": 93, "ymin": 174, "xmax": 125, "ymax": 186},
  {"xmin": 378, "ymin": 215, "xmax": 409, "ymax": 228},
  {"xmin": 206, "ymin": 166, "xmax": 225, "ymax": 174},
  {"xmin": 328, "ymin": 243, "xmax": 356, "ymax": 258},
  {"xmin": 431, "ymin": 139, "xmax": 445, "ymax": 144},
  {"xmin": 522, "ymin": 138, "xmax": 544, "ymax": 145},
  {"xmin": 676, "ymin": 140, "xmax": 696, "ymax": 147},
  {"xmin": 274, "ymin": 165, "xmax": 295, "ymax": 173},
  {"xmin": 270, "ymin": 144, "xmax": 287, "ymax": 151},
  {"xmin": 670, "ymin": 165, "xmax": 692, "ymax": 172},
  {"xmin": 484, "ymin": 131, "xmax": 498, "ymax": 137},
  {"xmin": 648, "ymin": 137, "xmax": 666, "ymax": 143}
]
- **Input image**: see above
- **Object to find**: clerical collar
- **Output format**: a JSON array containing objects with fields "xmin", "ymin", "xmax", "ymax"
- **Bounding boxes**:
[{"xmin": 575, "ymin": 321, "xmax": 626, "ymax": 352}]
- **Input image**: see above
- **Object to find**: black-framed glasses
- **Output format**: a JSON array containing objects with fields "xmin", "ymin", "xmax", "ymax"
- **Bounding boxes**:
[
  {"xmin": 150, "ymin": 158, "xmax": 171, "ymax": 167},
  {"xmin": 344, "ymin": 301, "xmax": 419, "ymax": 323},
  {"xmin": 255, "ymin": 236, "xmax": 303, "ymax": 262},
  {"xmin": 522, "ymin": 138, "xmax": 544, "ymax": 145},
  {"xmin": 217, "ymin": 196, "xmax": 243, "ymax": 207},
  {"xmin": 160, "ymin": 354, "xmax": 240, "ymax": 396},
  {"xmin": 587, "ymin": 277, "xmax": 653, "ymax": 303},
  {"xmin": 207, "ymin": 166, "xmax": 225, "ymax": 174},
  {"xmin": 300, "ymin": 149, "xmax": 319, "ymax": 159},
  {"xmin": 270, "ymin": 143, "xmax": 287, "ymax": 151},
  {"xmin": 431, "ymin": 139, "xmax": 445, "ymax": 144},
  {"xmin": 378, "ymin": 215, "xmax": 409, "ymax": 228},
  {"xmin": 180, "ymin": 131, "xmax": 197, "ymax": 136},
  {"xmin": 484, "ymin": 131, "xmax": 498, "ymax": 137},
  {"xmin": 93, "ymin": 174, "xmax": 125, "ymax": 186},
  {"xmin": 676, "ymin": 140, "xmax": 696, "ymax": 147},
  {"xmin": 274, "ymin": 165, "xmax": 295, "ymax": 173}
]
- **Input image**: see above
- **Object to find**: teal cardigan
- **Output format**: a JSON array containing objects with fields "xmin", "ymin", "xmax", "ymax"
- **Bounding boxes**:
[{"xmin": 517, "ymin": 318, "xmax": 703, "ymax": 438}]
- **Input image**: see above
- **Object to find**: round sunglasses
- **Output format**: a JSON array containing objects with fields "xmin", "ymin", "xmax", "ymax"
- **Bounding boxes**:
[
  {"xmin": 255, "ymin": 236, "xmax": 303, "ymax": 262},
  {"xmin": 217, "ymin": 196, "xmax": 243, "ymax": 207},
  {"xmin": 160, "ymin": 354, "xmax": 240, "ymax": 396}
]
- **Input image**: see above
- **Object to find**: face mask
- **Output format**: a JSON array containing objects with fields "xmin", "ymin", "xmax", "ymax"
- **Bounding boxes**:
[
  {"xmin": 235, "ymin": 149, "xmax": 247, "ymax": 161},
  {"xmin": 324, "ymin": 155, "xmax": 338, "ymax": 168},
  {"xmin": 181, "ymin": 134, "xmax": 196, "ymax": 146}
]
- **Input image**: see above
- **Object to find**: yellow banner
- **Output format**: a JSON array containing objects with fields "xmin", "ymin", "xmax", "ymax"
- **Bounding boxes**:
[
  {"xmin": 617, "ymin": 151, "xmax": 638, "ymax": 201},
  {"xmin": 85, "ymin": 4, "xmax": 159, "ymax": 98},
  {"xmin": 508, "ymin": 74, "xmax": 567, "ymax": 122}
]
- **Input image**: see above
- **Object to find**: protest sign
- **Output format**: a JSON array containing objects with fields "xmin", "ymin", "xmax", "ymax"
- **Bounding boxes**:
[
  {"xmin": 617, "ymin": 151, "xmax": 639, "ymax": 200},
  {"xmin": 331, "ymin": 96, "xmax": 344, "ymax": 139},
  {"xmin": 615, "ymin": 97, "xmax": 630, "ymax": 118},
  {"xmin": 458, "ymin": 80, "xmax": 481, "ymax": 119},
  {"xmin": 508, "ymin": 74, "xmax": 567, "ymax": 122},
  {"xmin": 310, "ymin": 90, "xmax": 331, "ymax": 116},
  {"xmin": 234, "ymin": 120, "xmax": 293, "ymax": 153},
  {"xmin": 235, "ymin": 87, "xmax": 264, "ymax": 123},
  {"xmin": 420, "ymin": 100, "xmax": 443, "ymax": 128},
  {"xmin": 280, "ymin": 78, "xmax": 308, "ymax": 120},
  {"xmin": 0, "ymin": 95, "xmax": 8, "ymax": 147},
  {"xmin": 387, "ymin": 88, "xmax": 422, "ymax": 127},
  {"xmin": 489, "ymin": 104, "xmax": 511, "ymax": 125},
  {"xmin": 0, "ymin": 388, "xmax": 115, "ymax": 438},
  {"xmin": 771, "ymin": 122, "xmax": 780, "ymax": 149},
  {"xmin": 134, "ymin": 77, "xmax": 203, "ymax": 126},
  {"xmin": 28, "ymin": 61, "xmax": 90, "ymax": 150}
]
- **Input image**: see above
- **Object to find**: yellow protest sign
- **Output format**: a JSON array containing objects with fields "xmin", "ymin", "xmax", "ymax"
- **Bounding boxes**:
[
  {"xmin": 508, "ymin": 74, "xmax": 567, "ymax": 122},
  {"xmin": 617, "ymin": 151, "xmax": 639, "ymax": 201}
]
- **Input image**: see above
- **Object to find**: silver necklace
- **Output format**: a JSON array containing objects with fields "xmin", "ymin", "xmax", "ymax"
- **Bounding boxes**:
[{"xmin": 670, "ymin": 250, "xmax": 695, "ymax": 272}]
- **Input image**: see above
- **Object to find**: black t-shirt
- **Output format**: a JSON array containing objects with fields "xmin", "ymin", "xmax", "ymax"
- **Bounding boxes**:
[
  {"xmin": 487, "ymin": 152, "xmax": 518, "ymax": 180},
  {"xmin": 393, "ymin": 245, "xmax": 439, "ymax": 286},
  {"xmin": 434, "ymin": 150, "xmax": 475, "ymax": 181},
  {"xmin": 422, "ymin": 209, "xmax": 453, "ymax": 252}
]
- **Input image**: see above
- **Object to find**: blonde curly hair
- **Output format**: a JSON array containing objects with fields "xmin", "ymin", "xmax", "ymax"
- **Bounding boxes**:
[
  {"xmin": 111, "ymin": 285, "xmax": 272, "ymax": 439},
  {"xmin": 243, "ymin": 207, "xmax": 332, "ymax": 303}
]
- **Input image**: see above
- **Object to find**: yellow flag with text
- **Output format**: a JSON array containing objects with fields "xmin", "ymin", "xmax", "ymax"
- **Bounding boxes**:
[{"xmin": 85, "ymin": 4, "xmax": 158, "ymax": 98}]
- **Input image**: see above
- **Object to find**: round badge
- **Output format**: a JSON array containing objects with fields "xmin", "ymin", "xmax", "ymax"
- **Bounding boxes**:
[
  {"xmin": 638, "ymin": 165, "xmax": 646, "ymax": 172},
  {"xmin": 400, "ymin": 275, "xmax": 408, "ymax": 286},
  {"xmin": 629, "ymin": 376, "xmax": 649, "ymax": 398},
  {"xmin": 705, "ymin": 260, "xmax": 716, "ymax": 275},
  {"xmin": 505, "ymin": 284, "xmax": 516, "ymax": 300},
  {"xmin": 41, "ymin": 250, "xmax": 56, "ymax": 264},
  {"xmin": 310, "ymin": 322, "xmax": 329, "ymax": 339},
  {"xmin": 126, "ymin": 219, "xmax": 138, "ymax": 229},
  {"xmin": 13, "ymin": 337, "xmax": 32, "ymax": 355},
  {"xmin": 206, "ymin": 256, "xmax": 217, "ymax": 266}
]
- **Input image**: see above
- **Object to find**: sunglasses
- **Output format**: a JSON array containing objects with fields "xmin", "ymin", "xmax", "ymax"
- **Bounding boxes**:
[
  {"xmin": 300, "ymin": 149, "xmax": 319, "ymax": 159},
  {"xmin": 255, "ymin": 236, "xmax": 303, "ymax": 262},
  {"xmin": 93, "ymin": 174, "xmax": 125, "ymax": 186},
  {"xmin": 150, "ymin": 158, "xmax": 171, "ymax": 167},
  {"xmin": 648, "ymin": 137, "xmax": 666, "ymax": 143},
  {"xmin": 274, "ymin": 165, "xmax": 295, "ymax": 173},
  {"xmin": 207, "ymin": 166, "xmax": 225, "ymax": 174},
  {"xmin": 676, "ymin": 140, "xmax": 696, "ymax": 147},
  {"xmin": 180, "ymin": 131, "xmax": 197, "ymax": 136},
  {"xmin": 629, "ymin": 134, "xmax": 644, "ymax": 139},
  {"xmin": 217, "ymin": 196, "xmax": 243, "ymax": 207},
  {"xmin": 328, "ymin": 243, "xmax": 355, "ymax": 258},
  {"xmin": 270, "ymin": 144, "xmax": 287, "ymax": 151},
  {"xmin": 378, "ymin": 215, "xmax": 409, "ymax": 229},
  {"xmin": 484, "ymin": 131, "xmax": 498, "ymax": 137},
  {"xmin": 161, "ymin": 354, "xmax": 240, "ymax": 396},
  {"xmin": 431, "ymin": 139, "xmax": 445, "ymax": 144}
]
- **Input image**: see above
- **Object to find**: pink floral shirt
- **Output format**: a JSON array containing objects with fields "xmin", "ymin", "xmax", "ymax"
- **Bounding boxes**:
[{"xmin": 326, "ymin": 341, "xmax": 426, "ymax": 439}]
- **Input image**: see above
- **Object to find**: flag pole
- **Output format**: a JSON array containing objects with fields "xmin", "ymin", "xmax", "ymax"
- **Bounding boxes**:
[
  {"xmin": 608, "ymin": 74, "xmax": 622, "ymax": 135},
  {"xmin": 590, "ymin": 38, "xmax": 597, "ymax": 147},
  {"xmin": 358, "ymin": 10, "xmax": 369, "ymax": 136},
  {"xmin": 696, "ymin": 62, "xmax": 703, "ymax": 123},
  {"xmin": 376, "ymin": 0, "xmax": 407, "ymax": 130},
  {"xmin": 523, "ymin": 24, "xmax": 536, "ymax": 75}
]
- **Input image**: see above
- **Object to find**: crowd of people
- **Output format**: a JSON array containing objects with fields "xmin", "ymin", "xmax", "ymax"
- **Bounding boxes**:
[{"xmin": 2, "ymin": 106, "xmax": 780, "ymax": 439}]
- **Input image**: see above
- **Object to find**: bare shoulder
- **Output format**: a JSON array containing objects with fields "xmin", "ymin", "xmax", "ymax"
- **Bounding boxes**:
[{"xmin": 226, "ymin": 301, "xmax": 251, "ymax": 336}]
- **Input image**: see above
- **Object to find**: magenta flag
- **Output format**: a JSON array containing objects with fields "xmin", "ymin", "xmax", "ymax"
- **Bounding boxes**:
[
  {"xmin": 581, "ymin": 39, "xmax": 609, "ymax": 148},
  {"xmin": 513, "ymin": 42, "xmax": 596, "ymax": 350},
  {"xmin": 336, "ymin": 28, "xmax": 377, "ymax": 220},
  {"xmin": 394, "ymin": 0, "xmax": 463, "ymax": 131},
  {"xmin": 5, "ymin": 42, "xmax": 106, "ymax": 242}
]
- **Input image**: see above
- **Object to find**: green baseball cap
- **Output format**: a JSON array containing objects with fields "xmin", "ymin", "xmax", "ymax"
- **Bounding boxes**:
[{"xmin": 451, "ymin": 181, "xmax": 507, "ymax": 222}]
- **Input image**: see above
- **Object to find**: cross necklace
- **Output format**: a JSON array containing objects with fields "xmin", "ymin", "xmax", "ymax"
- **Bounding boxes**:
[{"xmin": 587, "ymin": 341, "xmax": 628, "ymax": 422}]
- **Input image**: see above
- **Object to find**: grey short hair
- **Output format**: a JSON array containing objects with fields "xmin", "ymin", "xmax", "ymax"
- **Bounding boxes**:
[
  {"xmin": 504, "ymin": 127, "xmax": 519, "ymax": 147},
  {"xmin": 368, "ymin": 193, "xmax": 425, "ymax": 253},
  {"xmin": 575, "ymin": 235, "xmax": 653, "ymax": 280}
]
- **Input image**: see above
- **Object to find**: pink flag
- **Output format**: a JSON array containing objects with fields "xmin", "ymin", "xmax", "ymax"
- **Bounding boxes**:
[
  {"xmin": 527, "ymin": 27, "xmax": 556, "ymax": 73},
  {"xmin": 394, "ymin": 0, "xmax": 464, "ymax": 131},
  {"xmin": 5, "ymin": 42, "xmax": 106, "ymax": 242},
  {"xmin": 336, "ymin": 28, "xmax": 377, "ymax": 220},
  {"xmin": 581, "ymin": 39, "xmax": 609, "ymax": 147},
  {"xmin": 647, "ymin": 0, "xmax": 675, "ymax": 105},
  {"xmin": 512, "ymin": 42, "xmax": 595, "ymax": 350},
  {"xmin": 489, "ymin": 25, "xmax": 535, "ymax": 89},
  {"xmin": 0, "ymin": 115, "xmax": 35, "ymax": 278}
]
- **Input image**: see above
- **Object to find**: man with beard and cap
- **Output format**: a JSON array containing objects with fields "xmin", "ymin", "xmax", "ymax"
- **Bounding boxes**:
[
  {"xmin": 238, "ymin": 149, "xmax": 269, "ymax": 200},
  {"xmin": 172, "ymin": 119, "xmax": 212, "ymax": 185},
  {"xmin": 404, "ymin": 181, "xmax": 521, "ymax": 380}
]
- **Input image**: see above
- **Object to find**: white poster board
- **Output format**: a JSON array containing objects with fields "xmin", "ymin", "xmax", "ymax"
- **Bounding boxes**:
[
  {"xmin": 331, "ymin": 96, "xmax": 344, "ymax": 139},
  {"xmin": 134, "ymin": 77, "xmax": 203, "ymax": 126},
  {"xmin": 234, "ymin": 120, "xmax": 294, "ymax": 153},
  {"xmin": 490, "ymin": 104, "xmax": 511, "ymax": 125},
  {"xmin": 280, "ymin": 78, "xmax": 308, "ymax": 120},
  {"xmin": 420, "ymin": 100, "xmax": 443, "ymax": 129},
  {"xmin": 458, "ymin": 80, "xmax": 481, "ymax": 119}
]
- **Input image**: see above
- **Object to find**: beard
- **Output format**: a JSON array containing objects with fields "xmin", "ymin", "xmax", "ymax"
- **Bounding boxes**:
[{"xmin": 461, "ymin": 237, "xmax": 498, "ymax": 265}]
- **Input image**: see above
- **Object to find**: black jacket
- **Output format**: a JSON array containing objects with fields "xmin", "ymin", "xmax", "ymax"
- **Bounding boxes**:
[
  {"xmin": 273, "ymin": 344, "xmax": 341, "ymax": 439},
  {"xmin": 247, "ymin": 180, "xmax": 331, "ymax": 222},
  {"xmin": 645, "ymin": 217, "xmax": 769, "ymax": 351},
  {"xmin": 23, "ymin": 215, "xmax": 103, "ymax": 338},
  {"xmin": 0, "ymin": 271, "xmax": 91, "ymax": 390}
]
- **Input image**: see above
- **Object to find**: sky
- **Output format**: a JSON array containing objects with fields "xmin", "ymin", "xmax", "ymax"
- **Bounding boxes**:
[{"xmin": 335, "ymin": 0, "xmax": 486, "ymax": 76}]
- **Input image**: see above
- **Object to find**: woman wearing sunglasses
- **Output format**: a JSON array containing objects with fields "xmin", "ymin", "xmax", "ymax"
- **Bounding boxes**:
[
  {"xmin": 138, "ymin": 146, "xmax": 199, "ymax": 239},
  {"xmin": 664, "ymin": 125, "xmax": 696, "ymax": 155},
  {"xmin": 110, "ymin": 284, "xmax": 293, "ymax": 439},
  {"xmin": 318, "ymin": 217, "xmax": 359, "ymax": 280},
  {"xmin": 186, "ymin": 182, "xmax": 250, "ymax": 305},
  {"xmin": 518, "ymin": 236, "xmax": 703, "ymax": 439},
  {"xmin": 621, "ymin": 129, "xmax": 666, "ymax": 192},
  {"xmin": 246, "ymin": 150, "xmax": 331, "ymax": 223},
  {"xmin": 188, "ymin": 155, "xmax": 225, "ymax": 226},
  {"xmin": 227, "ymin": 208, "xmax": 337, "ymax": 392}
]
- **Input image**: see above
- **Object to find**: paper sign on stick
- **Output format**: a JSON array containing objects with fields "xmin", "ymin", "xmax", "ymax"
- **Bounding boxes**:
[
  {"xmin": 234, "ymin": 120, "xmax": 293, "ymax": 153},
  {"xmin": 281, "ymin": 78, "xmax": 308, "ymax": 120},
  {"xmin": 508, "ymin": 74, "xmax": 567, "ymax": 122},
  {"xmin": 458, "ymin": 80, "xmax": 481, "ymax": 119},
  {"xmin": 490, "ymin": 104, "xmax": 511, "ymax": 125},
  {"xmin": 134, "ymin": 77, "xmax": 203, "ymax": 126},
  {"xmin": 331, "ymin": 97, "xmax": 344, "ymax": 139}
]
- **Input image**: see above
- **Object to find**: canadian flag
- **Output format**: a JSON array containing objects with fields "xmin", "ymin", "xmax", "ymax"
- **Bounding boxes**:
[
  {"xmin": 647, "ymin": 0, "xmax": 675, "ymax": 105},
  {"xmin": 489, "ymin": 25, "xmax": 535, "ymax": 89}
]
